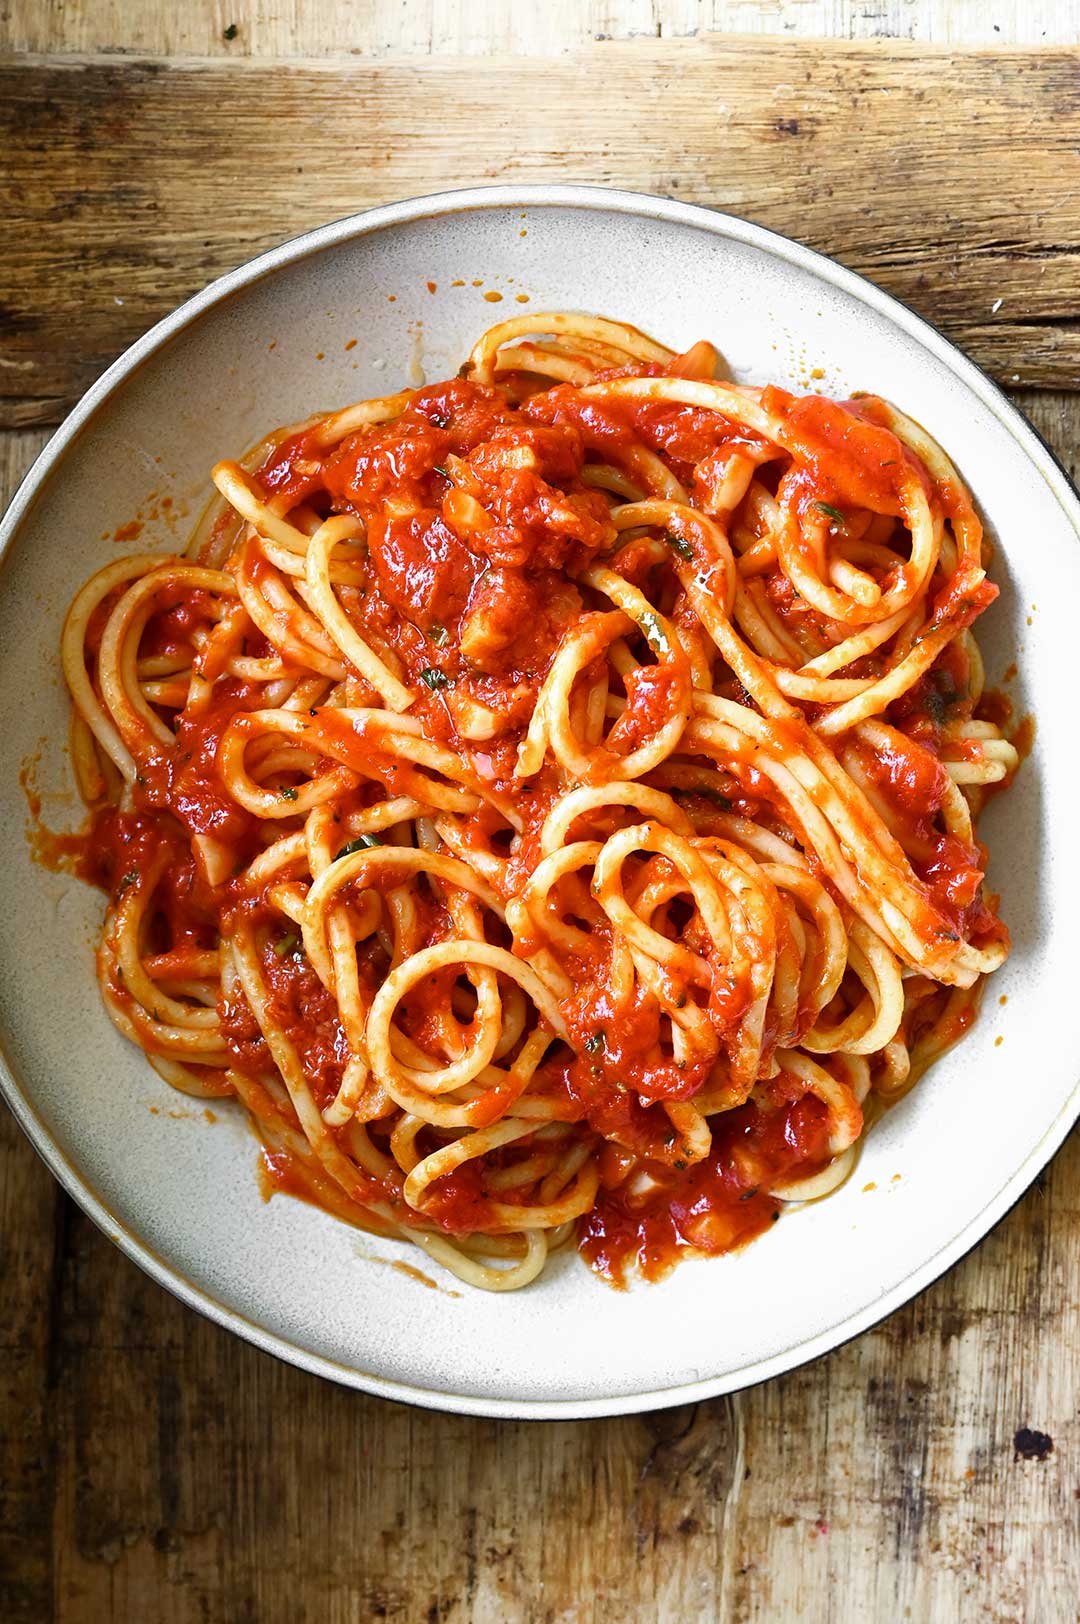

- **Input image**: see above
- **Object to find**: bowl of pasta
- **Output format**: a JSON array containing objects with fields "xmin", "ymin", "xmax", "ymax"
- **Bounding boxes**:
[{"xmin": 0, "ymin": 186, "xmax": 1072, "ymax": 1416}]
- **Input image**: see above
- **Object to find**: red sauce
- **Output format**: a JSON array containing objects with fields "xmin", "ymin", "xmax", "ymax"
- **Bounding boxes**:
[
  {"xmin": 762, "ymin": 389, "xmax": 925, "ymax": 515},
  {"xmin": 138, "ymin": 679, "xmax": 259, "ymax": 846},
  {"xmin": 859, "ymin": 728, "xmax": 947, "ymax": 825},
  {"xmin": 580, "ymin": 1089, "xmax": 832, "ymax": 1285},
  {"xmin": 259, "ymin": 942, "xmax": 352, "ymax": 1111}
]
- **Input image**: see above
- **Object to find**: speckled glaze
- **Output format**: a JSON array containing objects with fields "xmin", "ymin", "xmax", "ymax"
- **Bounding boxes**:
[{"xmin": 0, "ymin": 187, "xmax": 1074, "ymax": 1419}]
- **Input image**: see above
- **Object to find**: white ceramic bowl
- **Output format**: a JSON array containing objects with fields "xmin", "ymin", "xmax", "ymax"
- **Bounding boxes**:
[{"xmin": 0, "ymin": 186, "xmax": 1074, "ymax": 1418}]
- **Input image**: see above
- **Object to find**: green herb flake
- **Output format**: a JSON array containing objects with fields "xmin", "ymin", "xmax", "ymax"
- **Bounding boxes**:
[
  {"xmin": 428, "ymin": 621, "xmax": 450, "ymax": 648},
  {"xmin": 664, "ymin": 529, "xmax": 694, "ymax": 562},
  {"xmin": 924, "ymin": 688, "xmax": 948, "ymax": 727},
  {"xmin": 430, "ymin": 411, "xmax": 451, "ymax": 430},
  {"xmin": 418, "ymin": 667, "xmax": 451, "ymax": 690},
  {"xmin": 222, "ymin": 22, "xmax": 239, "ymax": 40},
  {"xmin": 116, "ymin": 869, "xmax": 139, "ymax": 896},
  {"xmin": 432, "ymin": 464, "xmax": 452, "ymax": 480},
  {"xmin": 584, "ymin": 1032, "xmax": 605, "ymax": 1056},
  {"xmin": 674, "ymin": 785, "xmax": 731, "ymax": 810},
  {"xmin": 273, "ymin": 932, "xmax": 301, "ymax": 958},
  {"xmin": 335, "ymin": 834, "xmax": 382, "ymax": 860},
  {"xmin": 279, "ymin": 786, "xmax": 299, "ymax": 801},
  {"xmin": 674, "ymin": 1159, "xmax": 687, "ymax": 1171},
  {"xmin": 812, "ymin": 500, "xmax": 847, "ymax": 528}
]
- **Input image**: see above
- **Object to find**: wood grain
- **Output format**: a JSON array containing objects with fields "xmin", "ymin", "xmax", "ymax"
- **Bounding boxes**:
[
  {"xmin": 0, "ymin": 398, "xmax": 1077, "ymax": 1620},
  {"xmin": 4, "ymin": 0, "xmax": 1080, "ymax": 56},
  {"xmin": 4, "ymin": 38, "xmax": 1080, "ymax": 425}
]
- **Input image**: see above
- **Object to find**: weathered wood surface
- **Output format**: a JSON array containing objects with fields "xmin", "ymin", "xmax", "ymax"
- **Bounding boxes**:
[
  {"xmin": 4, "ymin": 0, "xmax": 1080, "ymax": 54},
  {"xmin": 4, "ymin": 37, "xmax": 1080, "ymax": 425},
  {"xmin": 2, "ymin": 9, "xmax": 1080, "ymax": 1620}
]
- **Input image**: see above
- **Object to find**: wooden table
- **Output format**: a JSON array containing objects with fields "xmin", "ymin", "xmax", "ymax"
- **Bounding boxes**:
[{"xmin": 2, "ymin": 5, "xmax": 1079, "ymax": 1618}]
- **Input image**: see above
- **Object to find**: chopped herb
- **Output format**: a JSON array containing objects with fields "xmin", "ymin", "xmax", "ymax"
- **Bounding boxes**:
[
  {"xmin": 222, "ymin": 22, "xmax": 238, "ymax": 39},
  {"xmin": 428, "ymin": 621, "xmax": 450, "ymax": 647},
  {"xmin": 674, "ymin": 1159, "xmax": 687, "ymax": 1171},
  {"xmin": 739, "ymin": 1187, "xmax": 760, "ymax": 1202},
  {"xmin": 418, "ymin": 667, "xmax": 451, "ymax": 690},
  {"xmin": 770, "ymin": 1210, "xmax": 780, "ymax": 1222},
  {"xmin": 664, "ymin": 529, "xmax": 694, "ymax": 562},
  {"xmin": 135, "ymin": 773, "xmax": 147, "ymax": 788},
  {"xmin": 336, "ymin": 834, "xmax": 382, "ymax": 860},
  {"xmin": 116, "ymin": 869, "xmax": 139, "ymax": 896},
  {"xmin": 663, "ymin": 1129, "xmax": 677, "ymax": 1147},
  {"xmin": 279, "ymin": 786, "xmax": 299, "ymax": 801},
  {"xmin": 273, "ymin": 932, "xmax": 301, "ymax": 958},
  {"xmin": 584, "ymin": 1032, "xmax": 605, "ymax": 1055},
  {"xmin": 925, "ymin": 688, "xmax": 948, "ymax": 726},
  {"xmin": 433, "ymin": 464, "xmax": 452, "ymax": 480},
  {"xmin": 430, "ymin": 411, "xmax": 451, "ymax": 429},
  {"xmin": 309, "ymin": 708, "xmax": 318, "ymax": 717},
  {"xmin": 674, "ymin": 785, "xmax": 731, "ymax": 810},
  {"xmin": 674, "ymin": 993, "xmax": 687, "ymax": 1010},
  {"xmin": 640, "ymin": 611, "xmax": 671, "ymax": 657},
  {"xmin": 813, "ymin": 500, "xmax": 847, "ymax": 528}
]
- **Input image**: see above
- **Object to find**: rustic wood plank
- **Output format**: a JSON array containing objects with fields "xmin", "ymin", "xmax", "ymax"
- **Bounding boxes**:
[
  {"xmin": 3, "ymin": 40, "xmax": 1080, "ymax": 426},
  {"xmin": 3, "ymin": 0, "xmax": 1080, "ymax": 56},
  {"xmin": 0, "ymin": 429, "xmax": 58, "ymax": 1624}
]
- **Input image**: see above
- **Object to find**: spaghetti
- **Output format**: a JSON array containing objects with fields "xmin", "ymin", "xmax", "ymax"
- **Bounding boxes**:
[{"xmin": 61, "ymin": 313, "xmax": 1016, "ymax": 1290}]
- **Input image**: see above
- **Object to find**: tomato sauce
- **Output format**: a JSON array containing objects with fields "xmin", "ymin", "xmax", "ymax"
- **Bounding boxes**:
[
  {"xmin": 762, "ymin": 389, "xmax": 927, "ymax": 516},
  {"xmin": 580, "ymin": 1089, "xmax": 832, "ymax": 1285},
  {"xmin": 138, "ymin": 679, "xmax": 260, "ymax": 846}
]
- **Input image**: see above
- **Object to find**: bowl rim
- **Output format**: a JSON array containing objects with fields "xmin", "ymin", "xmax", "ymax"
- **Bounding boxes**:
[{"xmin": 2, "ymin": 181, "xmax": 1078, "ymax": 1420}]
